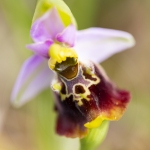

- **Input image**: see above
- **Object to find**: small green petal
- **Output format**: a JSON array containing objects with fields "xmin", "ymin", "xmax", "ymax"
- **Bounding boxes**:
[
  {"xmin": 33, "ymin": 0, "xmax": 77, "ymax": 27},
  {"xmin": 80, "ymin": 121, "xmax": 109, "ymax": 150}
]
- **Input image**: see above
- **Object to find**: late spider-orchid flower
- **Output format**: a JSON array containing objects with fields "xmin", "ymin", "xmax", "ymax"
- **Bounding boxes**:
[{"xmin": 11, "ymin": 0, "xmax": 135, "ymax": 139}]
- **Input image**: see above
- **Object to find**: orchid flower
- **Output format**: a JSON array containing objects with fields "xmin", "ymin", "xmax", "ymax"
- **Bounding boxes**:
[{"xmin": 11, "ymin": 0, "xmax": 135, "ymax": 140}]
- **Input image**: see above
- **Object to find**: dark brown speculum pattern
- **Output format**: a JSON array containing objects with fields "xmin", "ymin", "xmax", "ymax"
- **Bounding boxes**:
[{"xmin": 52, "ymin": 60, "xmax": 130, "ymax": 138}]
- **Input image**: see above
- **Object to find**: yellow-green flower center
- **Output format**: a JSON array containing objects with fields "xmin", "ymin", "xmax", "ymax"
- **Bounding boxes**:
[
  {"xmin": 48, "ymin": 43, "xmax": 79, "ymax": 79},
  {"xmin": 48, "ymin": 43, "xmax": 78, "ymax": 70}
]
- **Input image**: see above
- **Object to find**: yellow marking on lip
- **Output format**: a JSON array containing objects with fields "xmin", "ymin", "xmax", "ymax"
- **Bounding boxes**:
[
  {"xmin": 48, "ymin": 43, "xmax": 78, "ymax": 70},
  {"xmin": 84, "ymin": 116, "xmax": 104, "ymax": 129},
  {"xmin": 52, "ymin": 82, "xmax": 62, "ymax": 91},
  {"xmin": 84, "ymin": 107, "xmax": 125, "ymax": 129},
  {"xmin": 73, "ymin": 83, "xmax": 91, "ymax": 106}
]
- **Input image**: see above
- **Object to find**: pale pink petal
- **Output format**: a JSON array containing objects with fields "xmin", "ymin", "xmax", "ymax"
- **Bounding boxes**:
[
  {"xmin": 56, "ymin": 24, "xmax": 76, "ymax": 47},
  {"xmin": 74, "ymin": 28, "xmax": 135, "ymax": 63},
  {"xmin": 26, "ymin": 40, "xmax": 53, "ymax": 58},
  {"xmin": 31, "ymin": 7, "xmax": 64, "ymax": 42},
  {"xmin": 11, "ymin": 55, "xmax": 53, "ymax": 107}
]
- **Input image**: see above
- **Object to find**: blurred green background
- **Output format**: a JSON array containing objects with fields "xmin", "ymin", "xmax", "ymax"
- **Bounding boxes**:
[{"xmin": 0, "ymin": 0, "xmax": 150, "ymax": 150}]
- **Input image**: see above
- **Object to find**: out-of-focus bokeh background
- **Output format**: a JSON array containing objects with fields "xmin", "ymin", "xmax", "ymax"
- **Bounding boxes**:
[{"xmin": 0, "ymin": 0, "xmax": 150, "ymax": 150}]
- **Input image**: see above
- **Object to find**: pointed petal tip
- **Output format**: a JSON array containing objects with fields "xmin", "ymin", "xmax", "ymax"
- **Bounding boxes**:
[
  {"xmin": 128, "ymin": 33, "xmax": 136, "ymax": 47},
  {"xmin": 10, "ymin": 97, "xmax": 23, "ymax": 108},
  {"xmin": 118, "ymin": 30, "xmax": 135, "ymax": 48},
  {"xmin": 33, "ymin": 0, "xmax": 77, "ymax": 27}
]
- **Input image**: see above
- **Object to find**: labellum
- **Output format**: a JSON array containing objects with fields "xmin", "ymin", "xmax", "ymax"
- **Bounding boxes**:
[{"xmin": 49, "ymin": 44, "xmax": 130, "ymax": 138}]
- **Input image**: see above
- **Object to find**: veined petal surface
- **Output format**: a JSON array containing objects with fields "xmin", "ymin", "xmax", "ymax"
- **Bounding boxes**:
[
  {"xmin": 74, "ymin": 28, "xmax": 135, "ymax": 63},
  {"xmin": 11, "ymin": 55, "xmax": 53, "ymax": 107}
]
